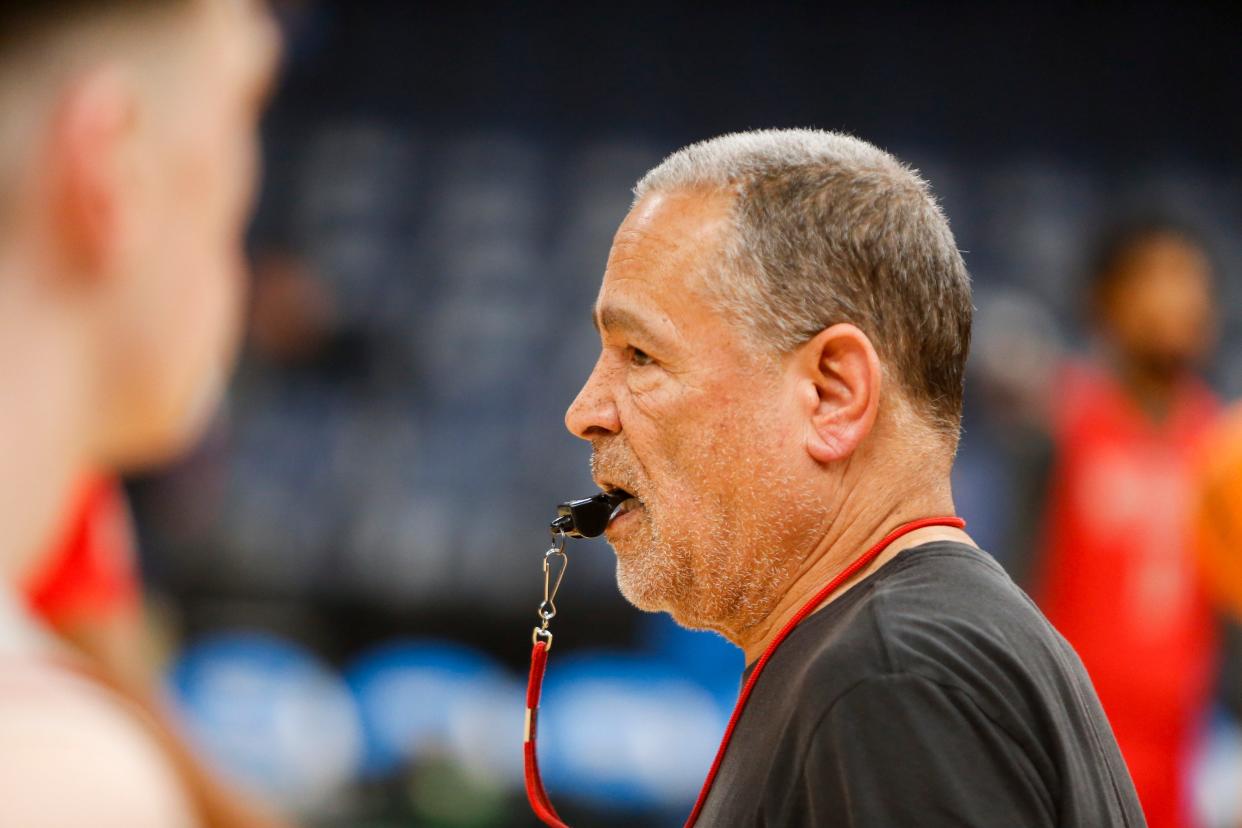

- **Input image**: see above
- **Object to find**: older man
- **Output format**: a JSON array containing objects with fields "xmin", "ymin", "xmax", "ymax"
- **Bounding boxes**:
[{"xmin": 565, "ymin": 131, "xmax": 1145, "ymax": 826}]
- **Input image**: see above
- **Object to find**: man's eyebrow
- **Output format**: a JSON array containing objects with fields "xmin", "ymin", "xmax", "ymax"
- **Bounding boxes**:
[{"xmin": 593, "ymin": 305, "xmax": 674, "ymax": 349}]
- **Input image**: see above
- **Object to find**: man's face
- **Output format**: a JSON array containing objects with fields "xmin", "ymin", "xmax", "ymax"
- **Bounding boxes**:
[
  {"xmin": 565, "ymin": 189, "xmax": 822, "ymax": 635},
  {"xmin": 1100, "ymin": 233, "xmax": 1215, "ymax": 381},
  {"xmin": 101, "ymin": 0, "xmax": 279, "ymax": 465}
]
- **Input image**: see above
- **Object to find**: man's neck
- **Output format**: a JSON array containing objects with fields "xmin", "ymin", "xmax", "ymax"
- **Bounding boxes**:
[
  {"xmin": 1116, "ymin": 358, "xmax": 1183, "ymax": 423},
  {"xmin": 0, "ymin": 261, "xmax": 88, "ymax": 584},
  {"xmin": 735, "ymin": 487, "xmax": 972, "ymax": 666}
]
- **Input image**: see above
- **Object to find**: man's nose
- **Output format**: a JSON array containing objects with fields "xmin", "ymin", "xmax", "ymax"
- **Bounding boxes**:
[{"xmin": 565, "ymin": 358, "xmax": 621, "ymax": 440}]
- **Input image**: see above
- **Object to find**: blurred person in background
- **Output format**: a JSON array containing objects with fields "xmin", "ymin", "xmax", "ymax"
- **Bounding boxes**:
[
  {"xmin": 565, "ymin": 129, "xmax": 1144, "ymax": 826},
  {"xmin": 0, "ymin": 1, "xmax": 283, "ymax": 826},
  {"xmin": 1033, "ymin": 218, "xmax": 1221, "ymax": 828}
]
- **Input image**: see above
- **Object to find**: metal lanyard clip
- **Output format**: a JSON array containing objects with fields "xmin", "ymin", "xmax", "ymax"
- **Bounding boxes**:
[{"xmin": 532, "ymin": 529, "xmax": 567, "ymax": 649}]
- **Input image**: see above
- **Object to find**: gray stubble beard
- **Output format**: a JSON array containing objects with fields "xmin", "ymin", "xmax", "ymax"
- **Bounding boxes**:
[{"xmin": 611, "ymin": 496, "xmax": 800, "ymax": 643}]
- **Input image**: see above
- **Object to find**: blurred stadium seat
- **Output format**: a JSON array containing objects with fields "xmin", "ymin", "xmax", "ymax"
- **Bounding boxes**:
[
  {"xmin": 344, "ymin": 640, "xmax": 523, "ymax": 784},
  {"xmin": 539, "ymin": 651, "xmax": 727, "ymax": 814},
  {"xmin": 168, "ymin": 632, "xmax": 363, "ymax": 814}
]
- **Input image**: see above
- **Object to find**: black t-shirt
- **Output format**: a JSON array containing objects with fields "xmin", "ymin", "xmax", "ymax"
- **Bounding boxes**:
[{"xmin": 695, "ymin": 542, "xmax": 1146, "ymax": 827}]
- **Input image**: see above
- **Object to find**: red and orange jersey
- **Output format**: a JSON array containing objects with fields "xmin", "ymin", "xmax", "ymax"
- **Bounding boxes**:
[{"xmin": 1193, "ymin": 403, "xmax": 1242, "ymax": 621}]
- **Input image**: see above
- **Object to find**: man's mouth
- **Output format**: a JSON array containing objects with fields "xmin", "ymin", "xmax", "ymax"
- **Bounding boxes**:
[{"xmin": 606, "ymin": 488, "xmax": 643, "ymax": 528}]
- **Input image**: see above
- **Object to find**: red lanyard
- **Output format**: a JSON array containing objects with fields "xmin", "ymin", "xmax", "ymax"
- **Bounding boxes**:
[{"xmin": 524, "ymin": 515, "xmax": 966, "ymax": 828}]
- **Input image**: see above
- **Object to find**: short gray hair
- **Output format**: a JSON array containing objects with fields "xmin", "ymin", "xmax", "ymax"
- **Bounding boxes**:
[{"xmin": 635, "ymin": 129, "xmax": 972, "ymax": 439}]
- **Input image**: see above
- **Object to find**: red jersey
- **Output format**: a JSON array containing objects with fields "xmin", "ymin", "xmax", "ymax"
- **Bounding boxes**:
[
  {"xmin": 22, "ymin": 474, "xmax": 141, "ymax": 627},
  {"xmin": 1036, "ymin": 360, "xmax": 1219, "ymax": 828}
]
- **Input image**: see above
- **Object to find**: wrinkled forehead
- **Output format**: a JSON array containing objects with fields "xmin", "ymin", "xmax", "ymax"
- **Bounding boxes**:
[
  {"xmin": 590, "ymin": 188, "xmax": 760, "ymax": 367},
  {"xmin": 598, "ymin": 188, "xmax": 735, "ymax": 314}
]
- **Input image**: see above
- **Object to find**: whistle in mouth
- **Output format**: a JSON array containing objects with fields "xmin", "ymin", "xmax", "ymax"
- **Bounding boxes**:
[{"xmin": 550, "ymin": 491, "xmax": 627, "ymax": 539}]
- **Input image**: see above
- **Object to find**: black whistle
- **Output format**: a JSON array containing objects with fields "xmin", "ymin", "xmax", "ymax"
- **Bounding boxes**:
[{"xmin": 551, "ymin": 491, "xmax": 626, "ymax": 539}]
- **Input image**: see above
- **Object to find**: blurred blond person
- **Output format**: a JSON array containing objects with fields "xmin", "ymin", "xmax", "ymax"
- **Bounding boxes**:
[{"xmin": 0, "ymin": 2, "xmax": 281, "ymax": 826}]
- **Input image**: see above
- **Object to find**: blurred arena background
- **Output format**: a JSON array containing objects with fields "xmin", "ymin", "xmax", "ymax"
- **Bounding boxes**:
[{"xmin": 89, "ymin": 2, "xmax": 1242, "ymax": 826}]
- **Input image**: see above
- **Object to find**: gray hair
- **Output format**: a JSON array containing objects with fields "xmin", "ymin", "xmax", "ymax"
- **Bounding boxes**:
[{"xmin": 635, "ymin": 129, "xmax": 972, "ymax": 439}]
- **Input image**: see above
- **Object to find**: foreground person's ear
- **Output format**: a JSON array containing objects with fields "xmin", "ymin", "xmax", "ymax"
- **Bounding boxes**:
[
  {"xmin": 49, "ymin": 66, "xmax": 136, "ymax": 279},
  {"xmin": 793, "ymin": 323, "xmax": 882, "ymax": 464}
]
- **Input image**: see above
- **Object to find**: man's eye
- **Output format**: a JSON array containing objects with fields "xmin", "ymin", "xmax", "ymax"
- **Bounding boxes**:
[{"xmin": 630, "ymin": 348, "xmax": 654, "ymax": 367}]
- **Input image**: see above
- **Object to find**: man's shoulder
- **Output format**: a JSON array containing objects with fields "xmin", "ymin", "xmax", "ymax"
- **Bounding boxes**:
[
  {"xmin": 793, "ymin": 542, "xmax": 1070, "ymax": 712},
  {"xmin": 839, "ymin": 541, "xmax": 1042, "ymax": 642},
  {"xmin": 866, "ymin": 541, "xmax": 1046, "ymax": 641},
  {"xmin": 0, "ymin": 663, "xmax": 197, "ymax": 828}
]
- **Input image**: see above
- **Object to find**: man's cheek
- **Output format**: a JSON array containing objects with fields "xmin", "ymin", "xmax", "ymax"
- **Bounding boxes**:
[{"xmin": 627, "ymin": 380, "xmax": 672, "ymax": 421}]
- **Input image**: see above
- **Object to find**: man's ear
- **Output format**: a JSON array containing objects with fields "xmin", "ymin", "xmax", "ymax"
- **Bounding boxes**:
[
  {"xmin": 49, "ymin": 67, "xmax": 136, "ymax": 277},
  {"xmin": 791, "ymin": 323, "xmax": 882, "ymax": 465}
]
